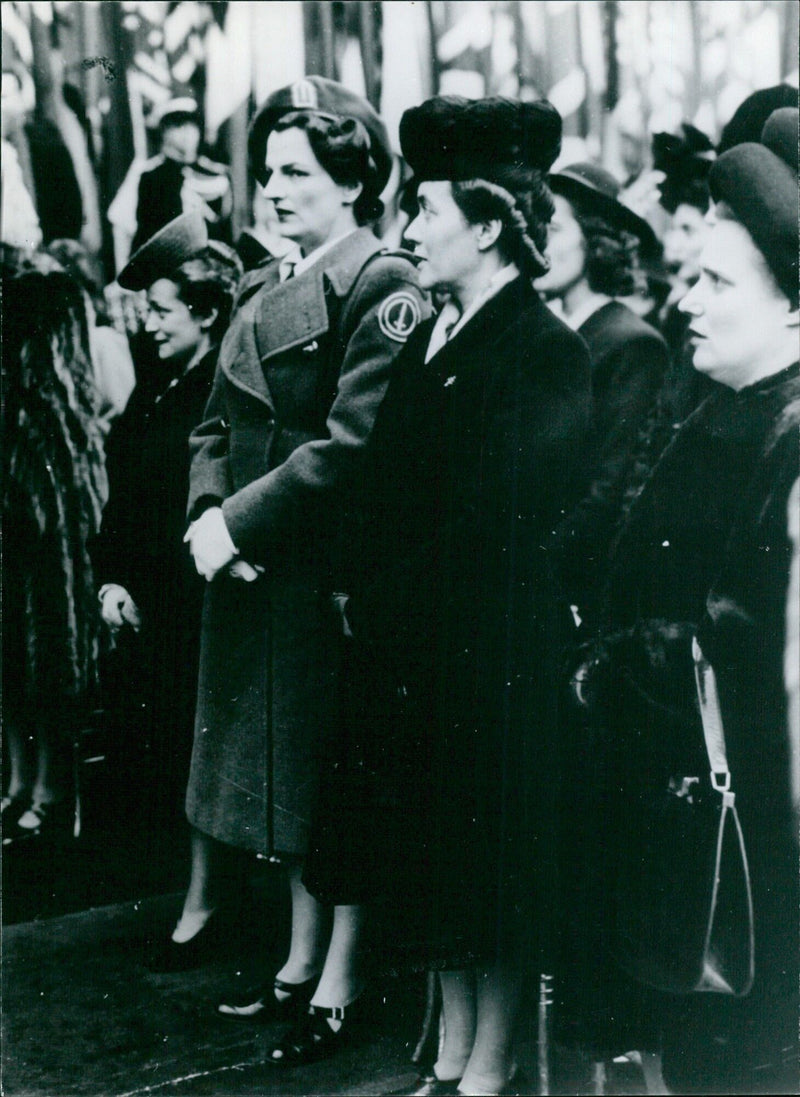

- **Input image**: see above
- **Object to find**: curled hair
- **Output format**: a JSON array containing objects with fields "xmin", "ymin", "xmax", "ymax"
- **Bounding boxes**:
[
  {"xmin": 568, "ymin": 199, "xmax": 643, "ymax": 297},
  {"xmin": 170, "ymin": 244, "xmax": 242, "ymax": 342},
  {"xmin": 450, "ymin": 166, "xmax": 554, "ymax": 277},
  {"xmin": 273, "ymin": 111, "xmax": 384, "ymax": 224}
]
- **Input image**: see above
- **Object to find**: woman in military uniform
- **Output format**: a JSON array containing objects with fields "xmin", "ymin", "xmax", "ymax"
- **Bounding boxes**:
[{"xmin": 181, "ymin": 78, "xmax": 427, "ymax": 1053}]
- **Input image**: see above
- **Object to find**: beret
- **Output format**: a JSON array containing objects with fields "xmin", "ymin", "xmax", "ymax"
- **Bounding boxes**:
[
  {"xmin": 248, "ymin": 77, "xmax": 392, "ymax": 192},
  {"xmin": 718, "ymin": 83, "xmax": 798, "ymax": 153},
  {"xmin": 399, "ymin": 96, "xmax": 562, "ymax": 182},
  {"xmin": 117, "ymin": 211, "xmax": 208, "ymax": 290},
  {"xmin": 710, "ymin": 106, "xmax": 798, "ymax": 303},
  {"xmin": 549, "ymin": 161, "xmax": 660, "ymax": 258}
]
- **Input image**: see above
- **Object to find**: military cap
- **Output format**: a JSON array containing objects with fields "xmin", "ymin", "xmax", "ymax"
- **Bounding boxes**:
[
  {"xmin": 149, "ymin": 97, "xmax": 200, "ymax": 130},
  {"xmin": 248, "ymin": 77, "xmax": 392, "ymax": 192},
  {"xmin": 399, "ymin": 95, "xmax": 562, "ymax": 182},
  {"xmin": 117, "ymin": 211, "xmax": 208, "ymax": 291},
  {"xmin": 718, "ymin": 84, "xmax": 798, "ymax": 154},
  {"xmin": 710, "ymin": 106, "xmax": 798, "ymax": 304},
  {"xmin": 549, "ymin": 161, "xmax": 660, "ymax": 257}
]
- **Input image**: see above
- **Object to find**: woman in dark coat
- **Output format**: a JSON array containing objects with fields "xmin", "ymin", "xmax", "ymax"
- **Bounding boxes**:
[
  {"xmin": 572, "ymin": 107, "xmax": 799, "ymax": 1093},
  {"xmin": 2, "ymin": 268, "xmax": 107, "ymax": 839},
  {"xmin": 183, "ymin": 78, "xmax": 427, "ymax": 1050},
  {"xmin": 336, "ymin": 96, "xmax": 593, "ymax": 1096},
  {"xmin": 535, "ymin": 161, "xmax": 670, "ymax": 631},
  {"xmin": 92, "ymin": 213, "xmax": 241, "ymax": 966}
]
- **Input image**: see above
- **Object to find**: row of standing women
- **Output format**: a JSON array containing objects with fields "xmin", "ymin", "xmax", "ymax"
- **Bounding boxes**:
[{"xmin": 4, "ymin": 75, "xmax": 798, "ymax": 1096}]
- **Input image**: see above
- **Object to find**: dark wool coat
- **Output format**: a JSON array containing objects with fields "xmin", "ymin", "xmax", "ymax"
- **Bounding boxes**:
[
  {"xmin": 338, "ymin": 277, "xmax": 593, "ymax": 969},
  {"xmin": 663, "ymin": 378, "xmax": 800, "ymax": 1094},
  {"xmin": 558, "ymin": 362, "xmax": 800, "ymax": 1065},
  {"xmin": 132, "ymin": 155, "xmax": 233, "ymax": 251},
  {"xmin": 91, "ymin": 348, "xmax": 217, "ymax": 800},
  {"xmin": 556, "ymin": 301, "xmax": 669, "ymax": 626},
  {"xmin": 185, "ymin": 229, "xmax": 428, "ymax": 856}
]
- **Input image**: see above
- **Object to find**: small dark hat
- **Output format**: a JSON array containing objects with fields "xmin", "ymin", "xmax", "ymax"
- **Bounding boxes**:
[
  {"xmin": 549, "ymin": 161, "xmax": 660, "ymax": 257},
  {"xmin": 117, "ymin": 211, "xmax": 208, "ymax": 291},
  {"xmin": 399, "ymin": 95, "xmax": 562, "ymax": 182},
  {"xmin": 718, "ymin": 84, "xmax": 798, "ymax": 153},
  {"xmin": 248, "ymin": 77, "xmax": 392, "ymax": 192},
  {"xmin": 652, "ymin": 123, "xmax": 715, "ymax": 213},
  {"xmin": 710, "ymin": 106, "xmax": 798, "ymax": 303}
]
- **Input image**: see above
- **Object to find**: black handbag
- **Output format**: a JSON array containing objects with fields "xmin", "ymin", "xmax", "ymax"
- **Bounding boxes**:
[{"xmin": 611, "ymin": 637, "xmax": 755, "ymax": 997}]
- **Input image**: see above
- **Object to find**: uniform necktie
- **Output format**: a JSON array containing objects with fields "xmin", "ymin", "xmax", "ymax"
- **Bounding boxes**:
[{"xmin": 278, "ymin": 247, "xmax": 303, "ymax": 282}]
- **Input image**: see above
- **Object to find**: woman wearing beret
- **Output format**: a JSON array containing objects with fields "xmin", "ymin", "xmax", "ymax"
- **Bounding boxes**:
[
  {"xmin": 91, "ymin": 214, "xmax": 242, "ymax": 968},
  {"xmin": 573, "ymin": 107, "xmax": 799, "ymax": 1093},
  {"xmin": 339, "ymin": 95, "xmax": 593, "ymax": 1096},
  {"xmin": 536, "ymin": 162, "xmax": 669, "ymax": 631},
  {"xmin": 181, "ymin": 78, "xmax": 428, "ymax": 1052}
]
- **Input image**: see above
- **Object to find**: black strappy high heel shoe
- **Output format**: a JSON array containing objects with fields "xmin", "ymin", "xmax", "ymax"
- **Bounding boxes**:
[{"xmin": 264, "ymin": 993, "xmax": 369, "ymax": 1066}]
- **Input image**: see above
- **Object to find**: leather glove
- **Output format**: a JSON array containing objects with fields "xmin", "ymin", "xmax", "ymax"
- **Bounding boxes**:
[{"xmin": 99, "ymin": 583, "xmax": 142, "ymax": 632}]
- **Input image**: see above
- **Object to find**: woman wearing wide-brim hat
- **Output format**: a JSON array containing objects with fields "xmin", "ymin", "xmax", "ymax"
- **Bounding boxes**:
[
  {"xmin": 339, "ymin": 94, "xmax": 593, "ymax": 1096},
  {"xmin": 536, "ymin": 160, "xmax": 670, "ymax": 631},
  {"xmin": 182, "ymin": 77, "xmax": 428, "ymax": 1059}
]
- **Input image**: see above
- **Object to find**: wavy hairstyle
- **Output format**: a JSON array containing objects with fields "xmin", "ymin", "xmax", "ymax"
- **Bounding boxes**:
[
  {"xmin": 566, "ymin": 197, "xmax": 643, "ymax": 297},
  {"xmin": 273, "ymin": 110, "xmax": 385, "ymax": 224},
  {"xmin": 169, "ymin": 243, "xmax": 242, "ymax": 342},
  {"xmin": 449, "ymin": 165, "xmax": 555, "ymax": 278}
]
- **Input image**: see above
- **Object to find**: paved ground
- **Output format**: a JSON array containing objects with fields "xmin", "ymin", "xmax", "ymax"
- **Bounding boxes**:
[{"xmin": 2, "ymin": 889, "xmax": 656, "ymax": 1097}]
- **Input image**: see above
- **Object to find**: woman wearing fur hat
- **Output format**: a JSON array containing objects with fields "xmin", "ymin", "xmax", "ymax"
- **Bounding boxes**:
[
  {"xmin": 338, "ymin": 95, "xmax": 593, "ymax": 1096},
  {"xmin": 182, "ymin": 78, "xmax": 428, "ymax": 1056},
  {"xmin": 573, "ymin": 107, "xmax": 799, "ymax": 1093}
]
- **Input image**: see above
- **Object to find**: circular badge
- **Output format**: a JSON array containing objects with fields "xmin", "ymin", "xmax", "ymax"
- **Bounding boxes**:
[{"xmin": 377, "ymin": 292, "xmax": 421, "ymax": 343}]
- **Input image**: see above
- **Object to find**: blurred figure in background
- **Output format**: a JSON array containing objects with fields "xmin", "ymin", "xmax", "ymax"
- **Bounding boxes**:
[
  {"xmin": 45, "ymin": 238, "xmax": 136, "ymax": 435},
  {"xmin": 537, "ymin": 161, "xmax": 669, "ymax": 632},
  {"xmin": 91, "ymin": 215, "xmax": 241, "ymax": 967},
  {"xmin": 108, "ymin": 98, "xmax": 232, "ymax": 273},
  {"xmin": 2, "ymin": 267, "xmax": 107, "ymax": 842}
]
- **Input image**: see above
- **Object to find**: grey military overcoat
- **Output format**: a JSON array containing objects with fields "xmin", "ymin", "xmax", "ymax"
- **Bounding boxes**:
[{"xmin": 184, "ymin": 228, "xmax": 427, "ymax": 855}]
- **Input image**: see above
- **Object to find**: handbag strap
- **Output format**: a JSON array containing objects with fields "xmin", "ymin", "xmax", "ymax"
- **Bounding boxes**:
[{"xmin": 692, "ymin": 636, "xmax": 732, "ymax": 794}]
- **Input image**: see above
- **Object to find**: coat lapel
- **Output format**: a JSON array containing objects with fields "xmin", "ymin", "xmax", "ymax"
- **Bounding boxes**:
[
  {"xmin": 221, "ymin": 229, "xmax": 382, "ymax": 408},
  {"xmin": 426, "ymin": 276, "xmax": 535, "ymax": 384}
]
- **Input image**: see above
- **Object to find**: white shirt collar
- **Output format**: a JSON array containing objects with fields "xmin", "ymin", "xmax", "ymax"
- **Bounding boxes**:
[
  {"xmin": 425, "ymin": 264, "xmax": 520, "ymax": 363},
  {"xmin": 290, "ymin": 230, "xmax": 357, "ymax": 278}
]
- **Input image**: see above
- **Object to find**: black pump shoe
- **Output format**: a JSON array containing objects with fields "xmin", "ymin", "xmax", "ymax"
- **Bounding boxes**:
[
  {"xmin": 146, "ymin": 912, "xmax": 222, "ymax": 973},
  {"xmin": 264, "ymin": 994, "xmax": 370, "ymax": 1066},
  {"xmin": 217, "ymin": 975, "xmax": 317, "ymax": 1023}
]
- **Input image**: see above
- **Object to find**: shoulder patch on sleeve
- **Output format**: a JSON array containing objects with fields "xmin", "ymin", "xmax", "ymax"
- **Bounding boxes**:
[{"xmin": 377, "ymin": 291, "xmax": 422, "ymax": 342}]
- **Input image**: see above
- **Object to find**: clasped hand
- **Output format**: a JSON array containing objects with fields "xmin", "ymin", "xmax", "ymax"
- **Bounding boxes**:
[
  {"xmin": 184, "ymin": 506, "xmax": 238, "ymax": 581},
  {"xmin": 184, "ymin": 507, "xmax": 264, "ymax": 583}
]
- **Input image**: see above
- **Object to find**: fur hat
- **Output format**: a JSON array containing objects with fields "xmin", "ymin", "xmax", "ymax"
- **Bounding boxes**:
[
  {"xmin": 710, "ymin": 107, "xmax": 798, "ymax": 304},
  {"xmin": 399, "ymin": 95, "xmax": 562, "ymax": 182},
  {"xmin": 117, "ymin": 211, "xmax": 208, "ymax": 290},
  {"xmin": 248, "ymin": 77, "xmax": 392, "ymax": 193}
]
